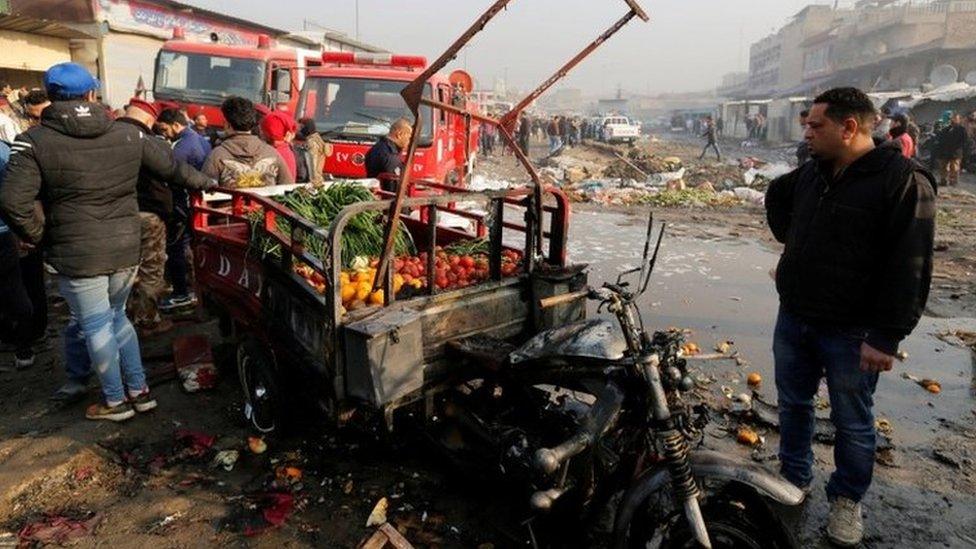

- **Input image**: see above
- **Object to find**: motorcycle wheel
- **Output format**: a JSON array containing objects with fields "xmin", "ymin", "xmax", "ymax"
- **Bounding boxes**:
[{"xmin": 655, "ymin": 498, "xmax": 776, "ymax": 549}]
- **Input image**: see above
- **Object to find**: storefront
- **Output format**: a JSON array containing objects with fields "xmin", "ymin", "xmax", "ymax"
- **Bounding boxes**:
[{"xmin": 0, "ymin": 12, "xmax": 93, "ymax": 89}]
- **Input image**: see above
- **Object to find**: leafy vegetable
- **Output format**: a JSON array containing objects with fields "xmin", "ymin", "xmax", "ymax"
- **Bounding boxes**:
[{"xmin": 250, "ymin": 183, "xmax": 414, "ymax": 267}]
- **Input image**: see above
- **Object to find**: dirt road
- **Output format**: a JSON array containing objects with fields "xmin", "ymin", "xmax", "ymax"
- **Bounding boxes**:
[{"xmin": 1, "ymin": 134, "xmax": 973, "ymax": 548}]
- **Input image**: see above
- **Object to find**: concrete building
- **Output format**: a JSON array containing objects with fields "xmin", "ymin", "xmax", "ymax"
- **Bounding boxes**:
[
  {"xmin": 747, "ymin": 5, "xmax": 841, "ymax": 98},
  {"xmin": 716, "ymin": 71, "xmax": 750, "ymax": 99},
  {"xmin": 0, "ymin": 0, "xmax": 381, "ymax": 107},
  {"xmin": 736, "ymin": 0, "xmax": 976, "ymax": 99}
]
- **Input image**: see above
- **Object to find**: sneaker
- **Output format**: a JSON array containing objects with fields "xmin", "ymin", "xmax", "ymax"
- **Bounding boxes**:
[
  {"xmin": 85, "ymin": 401, "xmax": 136, "ymax": 422},
  {"xmin": 14, "ymin": 348, "xmax": 35, "ymax": 370},
  {"xmin": 827, "ymin": 497, "xmax": 863, "ymax": 547},
  {"xmin": 129, "ymin": 389, "xmax": 157, "ymax": 413},
  {"xmin": 50, "ymin": 380, "xmax": 89, "ymax": 403},
  {"xmin": 159, "ymin": 293, "xmax": 197, "ymax": 312}
]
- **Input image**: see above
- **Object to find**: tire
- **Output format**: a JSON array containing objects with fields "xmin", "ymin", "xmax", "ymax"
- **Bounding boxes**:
[
  {"xmin": 624, "ymin": 488, "xmax": 793, "ymax": 549},
  {"xmin": 237, "ymin": 339, "xmax": 284, "ymax": 434}
]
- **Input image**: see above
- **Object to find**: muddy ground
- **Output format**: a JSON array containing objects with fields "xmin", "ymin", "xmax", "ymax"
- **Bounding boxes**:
[{"xmin": 0, "ymin": 134, "xmax": 974, "ymax": 548}]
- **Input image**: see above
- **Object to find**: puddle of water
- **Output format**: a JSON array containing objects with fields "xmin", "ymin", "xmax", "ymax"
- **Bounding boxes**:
[{"xmin": 570, "ymin": 210, "xmax": 974, "ymax": 449}]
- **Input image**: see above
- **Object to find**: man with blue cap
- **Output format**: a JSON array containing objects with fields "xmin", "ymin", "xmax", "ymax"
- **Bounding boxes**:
[{"xmin": 0, "ymin": 63, "xmax": 215, "ymax": 422}]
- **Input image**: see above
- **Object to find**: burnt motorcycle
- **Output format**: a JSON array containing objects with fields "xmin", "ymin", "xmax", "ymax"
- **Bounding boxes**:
[{"xmin": 440, "ymin": 213, "xmax": 803, "ymax": 548}]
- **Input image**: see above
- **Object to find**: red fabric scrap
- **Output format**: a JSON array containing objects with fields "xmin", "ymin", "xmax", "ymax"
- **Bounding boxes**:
[
  {"xmin": 243, "ymin": 493, "xmax": 294, "ymax": 537},
  {"xmin": 18, "ymin": 514, "xmax": 101, "ymax": 545}
]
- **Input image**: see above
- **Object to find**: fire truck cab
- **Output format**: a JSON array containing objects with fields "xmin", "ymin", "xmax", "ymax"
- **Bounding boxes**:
[
  {"xmin": 297, "ymin": 52, "xmax": 479, "ymax": 186},
  {"xmin": 152, "ymin": 29, "xmax": 318, "ymax": 128}
]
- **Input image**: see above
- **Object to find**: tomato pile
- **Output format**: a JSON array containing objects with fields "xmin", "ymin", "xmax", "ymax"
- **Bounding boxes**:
[
  {"xmin": 294, "ymin": 245, "xmax": 524, "ymax": 313},
  {"xmin": 394, "ymin": 247, "xmax": 523, "ymax": 291}
]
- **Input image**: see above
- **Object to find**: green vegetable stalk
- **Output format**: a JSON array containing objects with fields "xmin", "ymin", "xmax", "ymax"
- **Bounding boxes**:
[{"xmin": 249, "ymin": 183, "xmax": 414, "ymax": 267}]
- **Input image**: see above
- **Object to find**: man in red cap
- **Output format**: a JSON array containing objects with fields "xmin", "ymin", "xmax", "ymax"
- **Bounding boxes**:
[
  {"xmin": 260, "ymin": 111, "xmax": 297, "ymax": 180},
  {"xmin": 117, "ymin": 97, "xmax": 214, "ymax": 334}
]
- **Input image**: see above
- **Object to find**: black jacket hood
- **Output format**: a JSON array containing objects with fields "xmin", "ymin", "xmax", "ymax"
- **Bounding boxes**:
[{"xmin": 41, "ymin": 100, "xmax": 113, "ymax": 138}]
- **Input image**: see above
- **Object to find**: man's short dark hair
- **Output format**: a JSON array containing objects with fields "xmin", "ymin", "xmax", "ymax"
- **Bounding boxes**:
[
  {"xmin": 799, "ymin": 109, "xmax": 809, "ymax": 118},
  {"xmin": 813, "ymin": 87, "xmax": 877, "ymax": 129},
  {"xmin": 221, "ymin": 96, "xmax": 257, "ymax": 132},
  {"xmin": 21, "ymin": 89, "xmax": 48, "ymax": 106},
  {"xmin": 158, "ymin": 108, "xmax": 188, "ymax": 126}
]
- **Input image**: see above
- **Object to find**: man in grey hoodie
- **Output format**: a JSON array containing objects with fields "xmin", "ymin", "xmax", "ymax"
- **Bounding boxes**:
[{"xmin": 202, "ymin": 97, "xmax": 294, "ymax": 188}]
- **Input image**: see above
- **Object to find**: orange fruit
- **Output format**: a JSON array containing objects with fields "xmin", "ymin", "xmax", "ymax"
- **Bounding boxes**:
[
  {"xmin": 747, "ymin": 373, "xmax": 762, "ymax": 387},
  {"xmin": 340, "ymin": 284, "xmax": 356, "ymax": 304},
  {"xmin": 736, "ymin": 427, "xmax": 759, "ymax": 446},
  {"xmin": 355, "ymin": 282, "xmax": 371, "ymax": 302},
  {"xmin": 369, "ymin": 290, "xmax": 385, "ymax": 305}
]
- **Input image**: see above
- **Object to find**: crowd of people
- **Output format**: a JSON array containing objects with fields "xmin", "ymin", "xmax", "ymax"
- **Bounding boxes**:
[
  {"xmin": 0, "ymin": 63, "xmax": 334, "ymax": 422},
  {"xmin": 793, "ymin": 104, "xmax": 976, "ymax": 188}
]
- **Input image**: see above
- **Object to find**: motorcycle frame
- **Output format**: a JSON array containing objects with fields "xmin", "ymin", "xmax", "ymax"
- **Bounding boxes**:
[{"xmin": 373, "ymin": 0, "xmax": 650, "ymax": 289}]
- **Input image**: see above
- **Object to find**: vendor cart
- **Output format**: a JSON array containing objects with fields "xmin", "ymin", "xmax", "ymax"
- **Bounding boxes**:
[{"xmin": 190, "ymin": 183, "xmax": 587, "ymax": 432}]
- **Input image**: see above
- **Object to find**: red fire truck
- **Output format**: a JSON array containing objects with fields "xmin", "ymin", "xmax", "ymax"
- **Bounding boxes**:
[
  {"xmin": 297, "ymin": 52, "xmax": 480, "ymax": 186},
  {"xmin": 151, "ymin": 29, "xmax": 318, "ymax": 127}
]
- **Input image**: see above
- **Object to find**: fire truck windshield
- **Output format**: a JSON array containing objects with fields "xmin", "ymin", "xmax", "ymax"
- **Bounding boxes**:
[
  {"xmin": 154, "ymin": 50, "xmax": 266, "ymax": 104},
  {"xmin": 300, "ymin": 77, "xmax": 433, "ymax": 144}
]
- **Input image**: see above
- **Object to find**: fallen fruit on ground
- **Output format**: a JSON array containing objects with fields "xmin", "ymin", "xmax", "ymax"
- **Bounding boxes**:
[
  {"xmin": 737, "ymin": 427, "xmax": 759, "ymax": 446},
  {"xmin": 747, "ymin": 372, "xmax": 762, "ymax": 387},
  {"xmin": 248, "ymin": 436, "xmax": 267, "ymax": 454}
]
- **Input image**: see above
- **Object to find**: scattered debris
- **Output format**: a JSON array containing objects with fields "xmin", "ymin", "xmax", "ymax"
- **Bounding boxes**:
[
  {"xmin": 875, "ymin": 418, "xmax": 894, "ymax": 437},
  {"xmin": 731, "ymin": 392, "xmax": 753, "ymax": 413},
  {"xmin": 366, "ymin": 497, "xmax": 389, "ymax": 527},
  {"xmin": 241, "ymin": 493, "xmax": 295, "ymax": 537},
  {"xmin": 176, "ymin": 430, "xmax": 217, "ymax": 459},
  {"xmin": 18, "ymin": 513, "xmax": 102, "ymax": 545},
  {"xmin": 736, "ymin": 427, "xmax": 760, "ymax": 446},
  {"xmin": 360, "ymin": 522, "xmax": 415, "ymax": 549},
  {"xmin": 147, "ymin": 512, "xmax": 184, "ymax": 534},
  {"xmin": 935, "ymin": 330, "xmax": 976, "ymax": 352},
  {"xmin": 735, "ymin": 392, "xmax": 895, "ymax": 451},
  {"xmin": 902, "ymin": 373, "xmax": 942, "ymax": 394},
  {"xmin": 275, "ymin": 466, "xmax": 303, "ymax": 485},
  {"xmin": 680, "ymin": 342, "xmax": 701, "ymax": 356},
  {"xmin": 173, "ymin": 334, "xmax": 218, "ymax": 392},
  {"xmin": 212, "ymin": 450, "xmax": 240, "ymax": 472},
  {"xmin": 248, "ymin": 436, "xmax": 268, "ymax": 455},
  {"xmin": 932, "ymin": 440, "xmax": 974, "ymax": 469},
  {"xmin": 714, "ymin": 340, "xmax": 734, "ymax": 354}
]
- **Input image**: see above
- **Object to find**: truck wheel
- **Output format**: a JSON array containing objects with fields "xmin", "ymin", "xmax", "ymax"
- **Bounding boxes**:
[{"xmin": 237, "ymin": 339, "xmax": 283, "ymax": 434}]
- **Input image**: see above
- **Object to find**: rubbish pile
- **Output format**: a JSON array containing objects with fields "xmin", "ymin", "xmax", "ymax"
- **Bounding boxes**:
[
  {"xmin": 603, "ymin": 147, "xmax": 683, "ymax": 178},
  {"xmin": 533, "ymin": 143, "xmax": 791, "ymax": 209}
]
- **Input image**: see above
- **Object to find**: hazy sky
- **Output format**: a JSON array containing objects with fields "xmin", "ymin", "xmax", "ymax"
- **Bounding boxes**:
[{"xmin": 184, "ymin": 0, "xmax": 831, "ymax": 96}]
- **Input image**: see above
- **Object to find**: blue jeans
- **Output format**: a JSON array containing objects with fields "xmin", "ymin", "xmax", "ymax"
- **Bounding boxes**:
[
  {"xmin": 773, "ymin": 307, "xmax": 879, "ymax": 502},
  {"xmin": 549, "ymin": 136, "xmax": 562, "ymax": 154},
  {"xmin": 56, "ymin": 268, "xmax": 146, "ymax": 404}
]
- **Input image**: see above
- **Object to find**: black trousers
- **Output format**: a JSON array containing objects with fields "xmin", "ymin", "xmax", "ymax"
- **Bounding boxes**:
[
  {"xmin": 0, "ymin": 232, "xmax": 46, "ymax": 351},
  {"xmin": 165, "ymin": 219, "xmax": 191, "ymax": 297},
  {"xmin": 699, "ymin": 141, "xmax": 722, "ymax": 160}
]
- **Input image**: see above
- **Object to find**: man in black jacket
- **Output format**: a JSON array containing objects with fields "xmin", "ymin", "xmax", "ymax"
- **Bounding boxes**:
[
  {"xmin": 365, "ymin": 118, "xmax": 411, "ymax": 193},
  {"xmin": 934, "ymin": 112, "xmax": 969, "ymax": 186},
  {"xmin": 0, "ymin": 63, "xmax": 214, "ymax": 421},
  {"xmin": 765, "ymin": 88, "xmax": 935, "ymax": 547}
]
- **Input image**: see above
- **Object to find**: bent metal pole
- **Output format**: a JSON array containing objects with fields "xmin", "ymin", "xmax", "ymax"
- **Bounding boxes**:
[{"xmin": 374, "ymin": 0, "xmax": 649, "ymax": 289}]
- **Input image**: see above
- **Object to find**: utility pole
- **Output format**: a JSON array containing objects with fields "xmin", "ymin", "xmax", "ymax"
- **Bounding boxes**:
[{"xmin": 355, "ymin": 0, "xmax": 360, "ymax": 41}]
